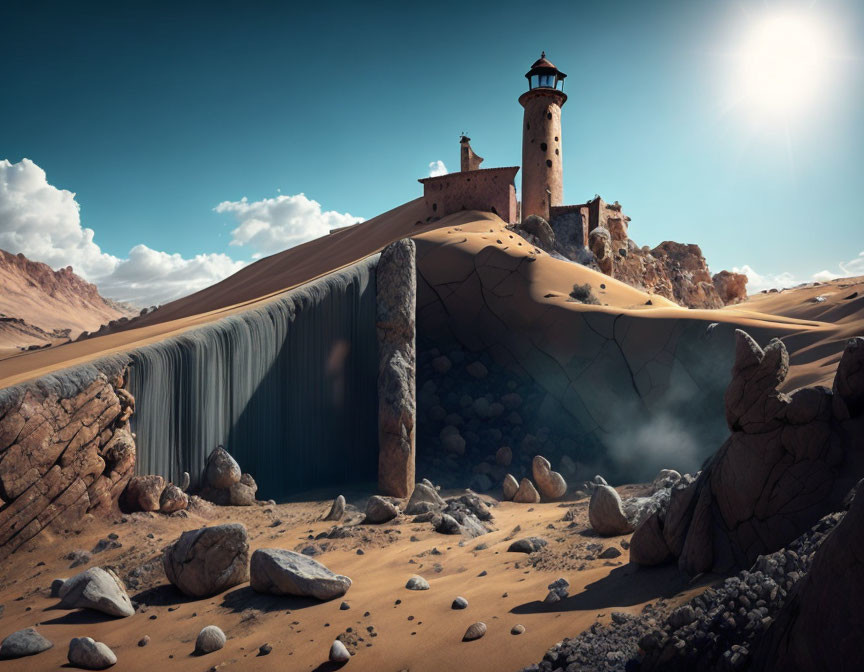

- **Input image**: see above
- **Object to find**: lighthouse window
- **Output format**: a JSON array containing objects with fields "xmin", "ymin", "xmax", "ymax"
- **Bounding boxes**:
[
  {"xmin": 546, "ymin": 159, "xmax": 553, "ymax": 167},
  {"xmin": 540, "ymin": 142, "xmax": 547, "ymax": 151},
  {"xmin": 530, "ymin": 75, "xmax": 539, "ymax": 89}
]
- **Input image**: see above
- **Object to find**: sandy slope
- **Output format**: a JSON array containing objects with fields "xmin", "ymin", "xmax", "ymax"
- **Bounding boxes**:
[
  {"xmin": 0, "ymin": 488, "xmax": 712, "ymax": 672},
  {"xmin": 725, "ymin": 276, "xmax": 864, "ymax": 389},
  {"xmin": 0, "ymin": 249, "xmax": 134, "ymax": 352},
  {"xmin": 0, "ymin": 201, "xmax": 844, "ymax": 389}
]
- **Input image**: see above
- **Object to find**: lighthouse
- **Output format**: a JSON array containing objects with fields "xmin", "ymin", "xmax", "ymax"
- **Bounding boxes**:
[{"xmin": 519, "ymin": 52, "xmax": 567, "ymax": 221}]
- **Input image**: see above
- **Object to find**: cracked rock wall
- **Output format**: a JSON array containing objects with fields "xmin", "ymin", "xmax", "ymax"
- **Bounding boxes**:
[
  {"xmin": 413, "ymin": 233, "xmax": 788, "ymax": 481},
  {"xmin": 0, "ymin": 356, "xmax": 136, "ymax": 560}
]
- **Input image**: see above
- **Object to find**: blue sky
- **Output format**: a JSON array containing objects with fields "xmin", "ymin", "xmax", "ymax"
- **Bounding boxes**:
[{"xmin": 1, "ymin": 0, "xmax": 862, "ymax": 302}]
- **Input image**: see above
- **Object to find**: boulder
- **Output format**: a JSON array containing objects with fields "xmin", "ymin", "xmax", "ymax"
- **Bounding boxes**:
[
  {"xmin": 229, "ymin": 473, "xmax": 257, "ymax": 506},
  {"xmin": 365, "ymin": 495, "xmax": 398, "ymax": 523},
  {"xmin": 588, "ymin": 485, "xmax": 634, "ymax": 536},
  {"xmin": 67, "ymin": 637, "xmax": 116, "ymax": 669},
  {"xmin": 163, "ymin": 523, "xmax": 250, "ymax": 598},
  {"xmin": 58, "ymin": 567, "xmax": 134, "ymax": 618},
  {"xmin": 629, "ymin": 512, "xmax": 673, "ymax": 565},
  {"xmin": 404, "ymin": 482, "xmax": 445, "ymax": 515},
  {"xmin": 0, "ymin": 628, "xmax": 53, "ymax": 659},
  {"xmin": 323, "ymin": 495, "xmax": 346, "ymax": 521},
  {"xmin": 712, "ymin": 270, "xmax": 748, "ymax": 305},
  {"xmin": 195, "ymin": 626, "xmax": 226, "ymax": 654},
  {"xmin": 434, "ymin": 513, "xmax": 463, "ymax": 535},
  {"xmin": 159, "ymin": 483, "xmax": 188, "ymax": 514},
  {"xmin": 650, "ymin": 469, "xmax": 681, "ymax": 492},
  {"xmin": 502, "ymin": 474, "xmax": 519, "ymax": 501},
  {"xmin": 507, "ymin": 537, "xmax": 548, "ymax": 554},
  {"xmin": 250, "ymin": 548, "xmax": 351, "ymax": 600},
  {"xmin": 513, "ymin": 478, "xmax": 541, "ymax": 504},
  {"xmin": 125, "ymin": 475, "xmax": 165, "ymax": 512},
  {"xmin": 520, "ymin": 215, "xmax": 555, "ymax": 249},
  {"xmin": 495, "ymin": 446, "xmax": 512, "ymax": 466},
  {"xmin": 532, "ymin": 455, "xmax": 567, "ymax": 499},
  {"xmin": 204, "ymin": 446, "xmax": 241, "ymax": 490}
]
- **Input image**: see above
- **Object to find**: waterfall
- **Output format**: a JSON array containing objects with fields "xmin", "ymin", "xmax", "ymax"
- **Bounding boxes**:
[{"xmin": 128, "ymin": 255, "xmax": 380, "ymax": 500}]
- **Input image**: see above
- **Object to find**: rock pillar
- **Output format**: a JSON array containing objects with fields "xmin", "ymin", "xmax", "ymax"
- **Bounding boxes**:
[{"xmin": 376, "ymin": 239, "xmax": 416, "ymax": 497}]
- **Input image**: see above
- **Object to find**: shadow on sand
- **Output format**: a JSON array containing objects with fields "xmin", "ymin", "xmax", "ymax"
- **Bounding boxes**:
[
  {"xmin": 220, "ymin": 586, "xmax": 325, "ymax": 613},
  {"xmin": 510, "ymin": 563, "xmax": 718, "ymax": 615}
]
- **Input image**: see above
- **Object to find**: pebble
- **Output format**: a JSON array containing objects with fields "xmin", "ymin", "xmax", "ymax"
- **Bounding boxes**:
[
  {"xmin": 195, "ymin": 626, "xmax": 226, "ymax": 655},
  {"xmin": 258, "ymin": 643, "xmax": 272, "ymax": 656},
  {"xmin": 138, "ymin": 636, "xmax": 150, "ymax": 647},
  {"xmin": 405, "ymin": 575, "xmax": 430, "ymax": 591},
  {"xmin": 451, "ymin": 596, "xmax": 468, "ymax": 609},
  {"xmin": 462, "ymin": 622, "xmax": 487, "ymax": 642},
  {"xmin": 339, "ymin": 601, "xmax": 351, "ymax": 610},
  {"xmin": 511, "ymin": 624, "xmax": 525, "ymax": 635},
  {"xmin": 330, "ymin": 640, "xmax": 351, "ymax": 663}
]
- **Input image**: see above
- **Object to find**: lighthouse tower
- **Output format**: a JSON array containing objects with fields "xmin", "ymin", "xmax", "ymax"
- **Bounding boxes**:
[{"xmin": 519, "ymin": 52, "xmax": 567, "ymax": 221}]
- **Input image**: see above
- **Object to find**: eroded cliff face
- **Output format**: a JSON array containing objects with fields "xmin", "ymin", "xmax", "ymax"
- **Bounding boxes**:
[
  {"xmin": 0, "ymin": 358, "xmax": 136, "ymax": 560},
  {"xmin": 0, "ymin": 248, "xmax": 135, "ymax": 350}
]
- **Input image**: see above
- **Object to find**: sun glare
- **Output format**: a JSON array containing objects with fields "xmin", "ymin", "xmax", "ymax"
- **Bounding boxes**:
[{"xmin": 734, "ymin": 11, "xmax": 834, "ymax": 119}]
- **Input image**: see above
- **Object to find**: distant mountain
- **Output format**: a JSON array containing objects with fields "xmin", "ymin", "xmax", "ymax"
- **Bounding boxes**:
[{"xmin": 0, "ymin": 248, "xmax": 137, "ymax": 354}]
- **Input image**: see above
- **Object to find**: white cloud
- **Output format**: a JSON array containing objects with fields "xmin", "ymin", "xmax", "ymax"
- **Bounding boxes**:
[
  {"xmin": 734, "ymin": 251, "xmax": 864, "ymax": 293},
  {"xmin": 214, "ymin": 193, "xmax": 363, "ymax": 257},
  {"xmin": 97, "ymin": 245, "xmax": 244, "ymax": 306},
  {"xmin": 0, "ymin": 158, "xmax": 244, "ymax": 306},
  {"xmin": 428, "ymin": 160, "xmax": 448, "ymax": 177}
]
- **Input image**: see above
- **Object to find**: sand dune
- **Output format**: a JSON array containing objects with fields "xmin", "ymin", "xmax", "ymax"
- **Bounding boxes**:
[{"xmin": 1, "ymin": 201, "xmax": 850, "ymax": 390}]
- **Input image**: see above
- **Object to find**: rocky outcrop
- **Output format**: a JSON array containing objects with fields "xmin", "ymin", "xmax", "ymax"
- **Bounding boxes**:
[
  {"xmin": 163, "ymin": 523, "xmax": 250, "ymax": 598},
  {"xmin": 0, "ymin": 358, "xmax": 136, "ymax": 560},
  {"xmin": 124, "ymin": 475, "xmax": 165, "ymax": 512},
  {"xmin": 377, "ymin": 238, "xmax": 417, "ymax": 498},
  {"xmin": 712, "ymin": 270, "xmax": 748, "ymax": 305},
  {"xmin": 630, "ymin": 331, "xmax": 864, "ymax": 574},
  {"xmin": 250, "ymin": 548, "xmax": 351, "ymax": 600},
  {"xmin": 547, "ymin": 197, "xmax": 745, "ymax": 309}
]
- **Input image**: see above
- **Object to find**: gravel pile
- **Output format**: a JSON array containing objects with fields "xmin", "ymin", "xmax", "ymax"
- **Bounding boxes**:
[{"xmin": 519, "ymin": 511, "xmax": 844, "ymax": 672}]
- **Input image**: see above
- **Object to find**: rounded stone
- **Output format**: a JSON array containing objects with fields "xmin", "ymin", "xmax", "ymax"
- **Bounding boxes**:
[
  {"xmin": 67, "ymin": 637, "xmax": 116, "ymax": 669},
  {"xmin": 462, "ymin": 621, "xmax": 487, "ymax": 641},
  {"xmin": 511, "ymin": 624, "xmax": 525, "ymax": 635},
  {"xmin": 0, "ymin": 628, "xmax": 53, "ymax": 659},
  {"xmin": 405, "ymin": 575, "xmax": 430, "ymax": 591},
  {"xmin": 329, "ymin": 639, "xmax": 351, "ymax": 663},
  {"xmin": 451, "ymin": 596, "xmax": 468, "ymax": 609},
  {"xmin": 195, "ymin": 625, "xmax": 226, "ymax": 654},
  {"xmin": 205, "ymin": 446, "xmax": 241, "ymax": 490}
]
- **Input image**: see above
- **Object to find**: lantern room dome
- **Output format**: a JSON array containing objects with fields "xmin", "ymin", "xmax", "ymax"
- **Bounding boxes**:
[{"xmin": 524, "ymin": 51, "xmax": 566, "ymax": 91}]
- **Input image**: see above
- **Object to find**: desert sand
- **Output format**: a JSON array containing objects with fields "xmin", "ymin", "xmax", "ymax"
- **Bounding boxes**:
[{"xmin": 0, "ymin": 487, "xmax": 711, "ymax": 672}]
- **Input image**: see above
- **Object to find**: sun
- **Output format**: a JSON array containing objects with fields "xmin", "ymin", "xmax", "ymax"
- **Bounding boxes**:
[{"xmin": 733, "ymin": 10, "xmax": 834, "ymax": 119}]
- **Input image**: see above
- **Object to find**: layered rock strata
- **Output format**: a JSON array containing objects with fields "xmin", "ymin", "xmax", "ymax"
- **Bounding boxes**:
[{"xmin": 0, "ymin": 357, "xmax": 135, "ymax": 560}]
